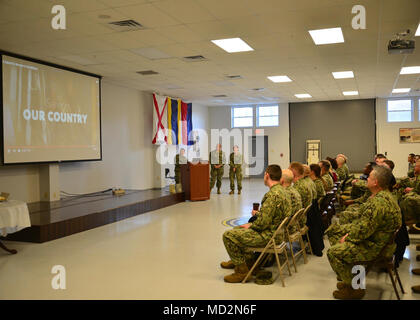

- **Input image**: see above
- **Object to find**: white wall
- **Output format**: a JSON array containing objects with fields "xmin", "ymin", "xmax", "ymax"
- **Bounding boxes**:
[
  {"xmin": 376, "ymin": 97, "xmax": 420, "ymax": 178},
  {"xmin": 208, "ymin": 104, "xmax": 290, "ymax": 176}
]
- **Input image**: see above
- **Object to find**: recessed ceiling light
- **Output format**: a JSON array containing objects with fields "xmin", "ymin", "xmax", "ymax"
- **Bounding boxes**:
[
  {"xmin": 400, "ymin": 66, "xmax": 420, "ymax": 74},
  {"xmin": 267, "ymin": 75, "xmax": 292, "ymax": 83},
  {"xmin": 343, "ymin": 91, "xmax": 359, "ymax": 96},
  {"xmin": 211, "ymin": 38, "xmax": 254, "ymax": 53},
  {"xmin": 416, "ymin": 23, "xmax": 420, "ymax": 36},
  {"xmin": 295, "ymin": 93, "xmax": 312, "ymax": 98},
  {"xmin": 308, "ymin": 27, "xmax": 344, "ymax": 45},
  {"xmin": 392, "ymin": 88, "xmax": 411, "ymax": 93},
  {"xmin": 332, "ymin": 71, "xmax": 354, "ymax": 79}
]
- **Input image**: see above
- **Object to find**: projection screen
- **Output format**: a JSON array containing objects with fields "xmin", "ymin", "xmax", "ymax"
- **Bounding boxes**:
[{"xmin": 1, "ymin": 53, "xmax": 101, "ymax": 164}]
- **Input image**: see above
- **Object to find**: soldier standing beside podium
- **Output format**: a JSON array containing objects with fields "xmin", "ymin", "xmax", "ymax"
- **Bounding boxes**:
[
  {"xmin": 210, "ymin": 144, "xmax": 226, "ymax": 194},
  {"xmin": 174, "ymin": 148, "xmax": 187, "ymax": 184},
  {"xmin": 229, "ymin": 145, "xmax": 243, "ymax": 195}
]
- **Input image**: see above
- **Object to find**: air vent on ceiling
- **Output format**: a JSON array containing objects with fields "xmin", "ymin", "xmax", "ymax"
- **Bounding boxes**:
[
  {"xmin": 251, "ymin": 88, "xmax": 265, "ymax": 92},
  {"xmin": 183, "ymin": 55, "xmax": 208, "ymax": 62},
  {"xmin": 137, "ymin": 70, "xmax": 159, "ymax": 75},
  {"xmin": 225, "ymin": 75, "xmax": 243, "ymax": 80},
  {"xmin": 107, "ymin": 20, "xmax": 145, "ymax": 32},
  {"xmin": 213, "ymin": 94, "xmax": 227, "ymax": 98}
]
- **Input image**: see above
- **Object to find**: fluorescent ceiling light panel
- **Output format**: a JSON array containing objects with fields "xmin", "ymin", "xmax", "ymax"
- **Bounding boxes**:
[
  {"xmin": 392, "ymin": 88, "xmax": 411, "ymax": 93},
  {"xmin": 308, "ymin": 27, "xmax": 344, "ymax": 45},
  {"xmin": 400, "ymin": 66, "xmax": 420, "ymax": 74},
  {"xmin": 211, "ymin": 38, "xmax": 254, "ymax": 53},
  {"xmin": 343, "ymin": 91, "xmax": 359, "ymax": 96},
  {"xmin": 295, "ymin": 93, "xmax": 312, "ymax": 98},
  {"xmin": 416, "ymin": 23, "xmax": 420, "ymax": 36},
  {"xmin": 267, "ymin": 75, "xmax": 292, "ymax": 83},
  {"xmin": 332, "ymin": 71, "xmax": 354, "ymax": 79}
]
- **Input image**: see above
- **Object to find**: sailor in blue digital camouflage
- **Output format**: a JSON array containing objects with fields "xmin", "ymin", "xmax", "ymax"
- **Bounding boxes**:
[
  {"xmin": 221, "ymin": 165, "xmax": 292, "ymax": 283},
  {"xmin": 229, "ymin": 145, "xmax": 243, "ymax": 195},
  {"xmin": 327, "ymin": 166, "xmax": 401, "ymax": 299},
  {"xmin": 209, "ymin": 144, "xmax": 226, "ymax": 194},
  {"xmin": 174, "ymin": 148, "xmax": 187, "ymax": 184}
]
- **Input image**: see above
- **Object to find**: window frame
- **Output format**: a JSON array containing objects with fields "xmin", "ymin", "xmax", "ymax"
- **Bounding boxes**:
[
  {"xmin": 386, "ymin": 99, "xmax": 413, "ymax": 123},
  {"xmin": 256, "ymin": 104, "xmax": 279, "ymax": 127},
  {"xmin": 231, "ymin": 106, "xmax": 254, "ymax": 128}
]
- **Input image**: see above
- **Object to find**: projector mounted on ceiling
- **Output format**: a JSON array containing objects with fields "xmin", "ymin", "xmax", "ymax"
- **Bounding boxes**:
[{"xmin": 388, "ymin": 29, "xmax": 415, "ymax": 54}]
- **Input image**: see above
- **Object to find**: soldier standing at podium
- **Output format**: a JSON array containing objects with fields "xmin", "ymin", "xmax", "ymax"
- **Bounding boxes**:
[
  {"xmin": 174, "ymin": 148, "xmax": 187, "ymax": 184},
  {"xmin": 210, "ymin": 144, "xmax": 226, "ymax": 194},
  {"xmin": 229, "ymin": 145, "xmax": 243, "ymax": 195}
]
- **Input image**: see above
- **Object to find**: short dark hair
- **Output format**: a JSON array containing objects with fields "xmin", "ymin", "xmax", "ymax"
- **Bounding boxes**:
[
  {"xmin": 310, "ymin": 164, "xmax": 322, "ymax": 178},
  {"xmin": 327, "ymin": 157, "xmax": 338, "ymax": 170},
  {"xmin": 320, "ymin": 160, "xmax": 331, "ymax": 171},
  {"xmin": 372, "ymin": 166, "xmax": 393, "ymax": 189},
  {"xmin": 266, "ymin": 165, "xmax": 282, "ymax": 181},
  {"xmin": 375, "ymin": 154, "xmax": 387, "ymax": 160},
  {"xmin": 289, "ymin": 162, "xmax": 304, "ymax": 176},
  {"xmin": 409, "ymin": 153, "xmax": 415, "ymax": 157},
  {"xmin": 383, "ymin": 159, "xmax": 395, "ymax": 171}
]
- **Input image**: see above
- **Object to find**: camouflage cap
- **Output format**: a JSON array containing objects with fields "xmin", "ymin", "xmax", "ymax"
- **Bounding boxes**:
[{"xmin": 255, "ymin": 270, "xmax": 274, "ymax": 285}]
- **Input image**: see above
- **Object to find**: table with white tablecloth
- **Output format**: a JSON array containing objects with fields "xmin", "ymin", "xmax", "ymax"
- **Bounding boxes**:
[{"xmin": 0, "ymin": 200, "xmax": 31, "ymax": 254}]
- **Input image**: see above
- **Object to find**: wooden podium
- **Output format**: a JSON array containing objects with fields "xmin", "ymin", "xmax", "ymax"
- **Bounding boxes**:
[{"xmin": 180, "ymin": 162, "xmax": 210, "ymax": 201}]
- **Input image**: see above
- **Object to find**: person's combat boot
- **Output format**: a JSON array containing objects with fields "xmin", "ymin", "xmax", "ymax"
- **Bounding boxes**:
[
  {"xmin": 217, "ymin": 188, "xmax": 221, "ymax": 194},
  {"xmin": 224, "ymin": 263, "xmax": 250, "ymax": 283},
  {"xmin": 220, "ymin": 260, "xmax": 235, "ymax": 269},
  {"xmin": 336, "ymin": 282, "xmax": 346, "ymax": 290},
  {"xmin": 229, "ymin": 190, "xmax": 234, "ymax": 195},
  {"xmin": 333, "ymin": 284, "xmax": 365, "ymax": 300},
  {"xmin": 412, "ymin": 268, "xmax": 420, "ymax": 276},
  {"xmin": 412, "ymin": 285, "xmax": 420, "ymax": 294},
  {"xmin": 238, "ymin": 190, "xmax": 241, "ymax": 195},
  {"xmin": 245, "ymin": 259, "xmax": 261, "ymax": 275}
]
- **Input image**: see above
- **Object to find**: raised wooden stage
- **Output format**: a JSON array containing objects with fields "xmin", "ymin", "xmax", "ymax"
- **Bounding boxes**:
[{"xmin": 3, "ymin": 189, "xmax": 185, "ymax": 243}]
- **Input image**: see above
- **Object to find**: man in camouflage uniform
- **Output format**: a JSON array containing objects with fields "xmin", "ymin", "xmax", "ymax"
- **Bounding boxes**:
[
  {"xmin": 289, "ymin": 162, "xmax": 313, "ymax": 225},
  {"xmin": 229, "ymin": 145, "xmax": 243, "ymax": 195},
  {"xmin": 303, "ymin": 164, "xmax": 318, "ymax": 200},
  {"xmin": 320, "ymin": 160, "xmax": 334, "ymax": 192},
  {"xmin": 209, "ymin": 144, "xmax": 226, "ymax": 194},
  {"xmin": 220, "ymin": 165, "xmax": 292, "ymax": 283},
  {"xmin": 336, "ymin": 156, "xmax": 348, "ymax": 182},
  {"xmin": 408, "ymin": 153, "xmax": 416, "ymax": 178},
  {"xmin": 399, "ymin": 160, "xmax": 420, "ymax": 229},
  {"xmin": 327, "ymin": 166, "xmax": 401, "ymax": 299},
  {"xmin": 280, "ymin": 169, "xmax": 303, "ymax": 233},
  {"xmin": 174, "ymin": 148, "xmax": 187, "ymax": 184}
]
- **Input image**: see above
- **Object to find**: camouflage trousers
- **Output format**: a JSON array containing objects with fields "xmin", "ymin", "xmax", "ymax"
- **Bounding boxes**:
[
  {"xmin": 229, "ymin": 167, "xmax": 242, "ymax": 191},
  {"xmin": 325, "ymin": 222, "xmax": 348, "ymax": 247},
  {"xmin": 328, "ymin": 242, "xmax": 396, "ymax": 285},
  {"xmin": 210, "ymin": 166, "xmax": 224, "ymax": 190},
  {"xmin": 400, "ymin": 192, "xmax": 420, "ymax": 223},
  {"xmin": 223, "ymin": 227, "xmax": 268, "ymax": 266},
  {"xmin": 175, "ymin": 168, "xmax": 181, "ymax": 184}
]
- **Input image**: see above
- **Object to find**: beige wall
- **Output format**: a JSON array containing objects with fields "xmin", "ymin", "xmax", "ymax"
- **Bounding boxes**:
[
  {"xmin": 0, "ymin": 82, "xmax": 210, "ymax": 202},
  {"xmin": 376, "ymin": 97, "xmax": 420, "ymax": 178}
]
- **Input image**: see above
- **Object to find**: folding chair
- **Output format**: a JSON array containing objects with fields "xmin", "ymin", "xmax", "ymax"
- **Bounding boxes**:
[
  {"xmin": 298, "ymin": 204, "xmax": 313, "ymax": 255},
  {"xmin": 242, "ymin": 216, "xmax": 293, "ymax": 287},
  {"xmin": 285, "ymin": 208, "xmax": 308, "ymax": 272},
  {"xmin": 352, "ymin": 229, "xmax": 405, "ymax": 300}
]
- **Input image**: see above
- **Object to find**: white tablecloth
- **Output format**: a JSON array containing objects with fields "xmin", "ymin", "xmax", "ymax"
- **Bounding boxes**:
[{"xmin": 0, "ymin": 200, "xmax": 31, "ymax": 237}]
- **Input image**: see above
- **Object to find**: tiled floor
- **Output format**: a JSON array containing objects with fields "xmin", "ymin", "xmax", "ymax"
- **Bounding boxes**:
[{"xmin": 0, "ymin": 179, "xmax": 419, "ymax": 300}]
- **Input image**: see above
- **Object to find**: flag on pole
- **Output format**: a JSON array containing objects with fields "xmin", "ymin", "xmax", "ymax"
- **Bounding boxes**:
[{"xmin": 152, "ymin": 93, "xmax": 168, "ymax": 145}]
